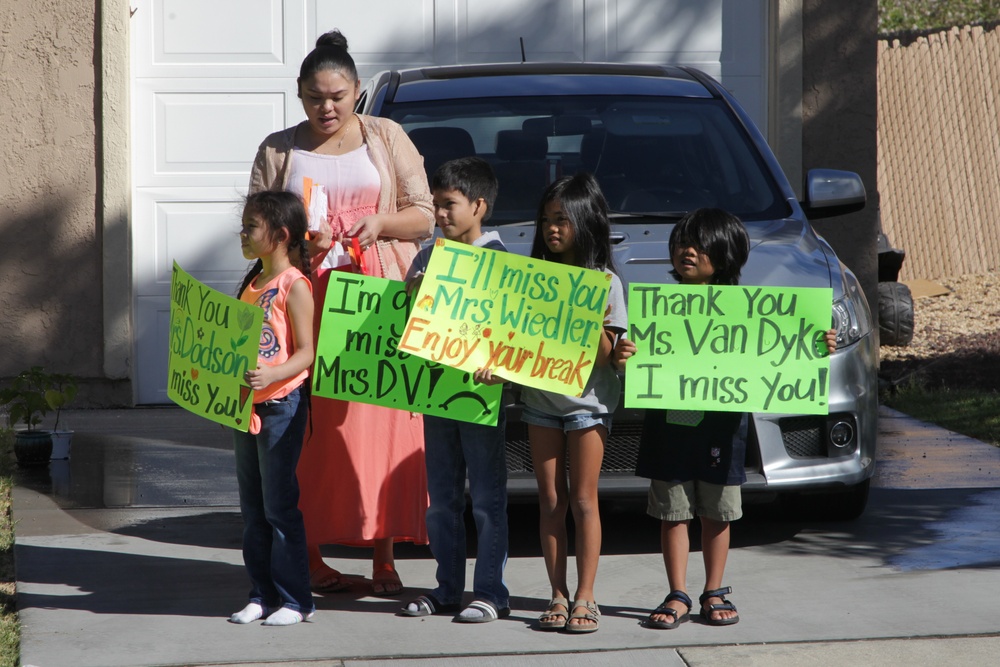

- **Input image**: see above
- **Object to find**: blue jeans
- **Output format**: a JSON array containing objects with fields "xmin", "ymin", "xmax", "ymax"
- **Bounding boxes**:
[
  {"xmin": 232, "ymin": 386, "xmax": 313, "ymax": 614},
  {"xmin": 423, "ymin": 413, "xmax": 509, "ymax": 608}
]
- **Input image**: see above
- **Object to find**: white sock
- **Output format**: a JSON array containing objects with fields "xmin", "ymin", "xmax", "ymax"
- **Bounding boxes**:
[
  {"xmin": 229, "ymin": 602, "xmax": 268, "ymax": 624},
  {"xmin": 458, "ymin": 606, "xmax": 486, "ymax": 620},
  {"xmin": 261, "ymin": 606, "xmax": 313, "ymax": 626}
]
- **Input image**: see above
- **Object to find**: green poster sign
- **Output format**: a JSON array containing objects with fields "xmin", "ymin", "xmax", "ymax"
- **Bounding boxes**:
[
  {"xmin": 313, "ymin": 271, "xmax": 502, "ymax": 425},
  {"xmin": 624, "ymin": 284, "xmax": 834, "ymax": 414},
  {"xmin": 167, "ymin": 262, "xmax": 262, "ymax": 431},
  {"xmin": 400, "ymin": 238, "xmax": 610, "ymax": 396}
]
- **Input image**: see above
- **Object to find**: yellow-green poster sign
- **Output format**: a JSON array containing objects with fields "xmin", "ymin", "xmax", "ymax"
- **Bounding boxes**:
[
  {"xmin": 400, "ymin": 238, "xmax": 610, "ymax": 396},
  {"xmin": 624, "ymin": 284, "xmax": 834, "ymax": 414},
  {"xmin": 313, "ymin": 271, "xmax": 502, "ymax": 425},
  {"xmin": 168, "ymin": 262, "xmax": 262, "ymax": 430}
]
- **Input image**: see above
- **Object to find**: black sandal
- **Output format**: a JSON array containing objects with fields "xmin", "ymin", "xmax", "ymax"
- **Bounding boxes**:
[
  {"xmin": 646, "ymin": 590, "xmax": 692, "ymax": 629},
  {"xmin": 699, "ymin": 586, "xmax": 739, "ymax": 626}
]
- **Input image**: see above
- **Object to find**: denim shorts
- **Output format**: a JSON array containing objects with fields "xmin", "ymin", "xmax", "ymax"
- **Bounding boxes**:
[{"xmin": 521, "ymin": 406, "xmax": 612, "ymax": 433}]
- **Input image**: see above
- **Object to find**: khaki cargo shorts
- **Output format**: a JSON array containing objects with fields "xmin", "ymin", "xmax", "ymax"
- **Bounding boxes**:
[{"xmin": 647, "ymin": 479, "xmax": 743, "ymax": 523}]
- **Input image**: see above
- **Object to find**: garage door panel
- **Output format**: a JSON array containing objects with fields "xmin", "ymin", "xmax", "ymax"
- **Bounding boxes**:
[
  {"xmin": 133, "ymin": 188, "xmax": 249, "ymax": 297},
  {"xmin": 311, "ymin": 0, "xmax": 436, "ymax": 73},
  {"xmin": 721, "ymin": 0, "xmax": 766, "ymax": 76},
  {"xmin": 607, "ymin": 0, "xmax": 721, "ymax": 76},
  {"xmin": 134, "ymin": 0, "xmax": 305, "ymax": 77},
  {"xmin": 458, "ymin": 0, "xmax": 585, "ymax": 63},
  {"xmin": 135, "ymin": 297, "xmax": 173, "ymax": 404},
  {"xmin": 134, "ymin": 81, "xmax": 297, "ymax": 188},
  {"xmin": 154, "ymin": 92, "xmax": 284, "ymax": 177},
  {"xmin": 159, "ymin": 0, "xmax": 282, "ymax": 62}
]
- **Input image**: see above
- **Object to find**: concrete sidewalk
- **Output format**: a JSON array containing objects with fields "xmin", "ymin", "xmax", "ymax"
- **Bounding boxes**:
[{"xmin": 13, "ymin": 406, "xmax": 1000, "ymax": 666}]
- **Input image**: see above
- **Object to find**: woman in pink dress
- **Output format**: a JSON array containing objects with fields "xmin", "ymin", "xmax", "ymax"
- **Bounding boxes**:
[{"xmin": 248, "ymin": 29, "xmax": 434, "ymax": 595}]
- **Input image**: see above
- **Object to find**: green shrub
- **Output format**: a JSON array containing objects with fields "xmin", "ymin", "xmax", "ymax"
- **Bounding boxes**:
[{"xmin": 879, "ymin": 0, "xmax": 1000, "ymax": 34}]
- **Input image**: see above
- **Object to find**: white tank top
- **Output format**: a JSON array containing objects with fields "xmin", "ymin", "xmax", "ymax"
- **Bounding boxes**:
[{"xmin": 287, "ymin": 145, "xmax": 381, "ymax": 236}]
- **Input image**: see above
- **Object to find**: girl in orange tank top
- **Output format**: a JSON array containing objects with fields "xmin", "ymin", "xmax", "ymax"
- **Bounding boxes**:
[{"xmin": 229, "ymin": 191, "xmax": 316, "ymax": 626}]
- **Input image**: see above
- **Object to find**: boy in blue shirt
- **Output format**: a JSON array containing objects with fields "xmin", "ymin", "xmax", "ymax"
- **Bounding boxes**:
[{"xmin": 400, "ymin": 157, "xmax": 510, "ymax": 622}]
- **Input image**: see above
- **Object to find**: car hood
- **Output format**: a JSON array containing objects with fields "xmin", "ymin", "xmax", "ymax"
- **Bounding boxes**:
[
  {"xmin": 742, "ymin": 218, "xmax": 840, "ymax": 292},
  {"xmin": 486, "ymin": 215, "xmax": 844, "ymax": 299}
]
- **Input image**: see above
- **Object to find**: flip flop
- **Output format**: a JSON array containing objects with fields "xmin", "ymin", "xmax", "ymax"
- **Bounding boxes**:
[
  {"xmin": 372, "ymin": 566, "xmax": 403, "ymax": 596},
  {"xmin": 453, "ymin": 599, "xmax": 511, "ymax": 623},
  {"xmin": 309, "ymin": 566, "xmax": 351, "ymax": 593},
  {"xmin": 699, "ymin": 586, "xmax": 740, "ymax": 626},
  {"xmin": 399, "ymin": 594, "xmax": 460, "ymax": 617}
]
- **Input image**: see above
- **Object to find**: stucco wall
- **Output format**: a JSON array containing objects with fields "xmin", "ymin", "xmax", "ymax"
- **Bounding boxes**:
[
  {"xmin": 801, "ymin": 0, "xmax": 880, "ymax": 319},
  {"xmin": 0, "ymin": 2, "xmax": 110, "ymax": 398}
]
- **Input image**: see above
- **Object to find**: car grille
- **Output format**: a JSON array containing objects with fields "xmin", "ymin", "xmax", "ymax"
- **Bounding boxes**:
[
  {"xmin": 505, "ymin": 421, "xmax": 643, "ymax": 474},
  {"xmin": 504, "ymin": 414, "xmax": 830, "ymax": 477},
  {"xmin": 779, "ymin": 416, "xmax": 825, "ymax": 458}
]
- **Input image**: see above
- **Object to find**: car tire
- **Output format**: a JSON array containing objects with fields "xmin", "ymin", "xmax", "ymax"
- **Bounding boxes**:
[
  {"xmin": 781, "ymin": 478, "xmax": 871, "ymax": 522},
  {"xmin": 878, "ymin": 281, "xmax": 914, "ymax": 347}
]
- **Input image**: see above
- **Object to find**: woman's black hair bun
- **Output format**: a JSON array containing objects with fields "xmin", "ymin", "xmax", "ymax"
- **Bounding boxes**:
[{"xmin": 316, "ymin": 29, "xmax": 348, "ymax": 51}]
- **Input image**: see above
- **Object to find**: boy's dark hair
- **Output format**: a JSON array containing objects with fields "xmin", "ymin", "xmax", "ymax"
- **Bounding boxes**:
[
  {"xmin": 237, "ymin": 190, "xmax": 311, "ymax": 297},
  {"xmin": 669, "ymin": 207, "xmax": 749, "ymax": 285},
  {"xmin": 432, "ymin": 157, "xmax": 499, "ymax": 222},
  {"xmin": 531, "ymin": 171, "xmax": 617, "ymax": 273}
]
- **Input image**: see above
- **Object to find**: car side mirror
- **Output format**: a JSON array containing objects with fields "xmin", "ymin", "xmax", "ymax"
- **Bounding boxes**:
[{"xmin": 802, "ymin": 169, "xmax": 866, "ymax": 219}]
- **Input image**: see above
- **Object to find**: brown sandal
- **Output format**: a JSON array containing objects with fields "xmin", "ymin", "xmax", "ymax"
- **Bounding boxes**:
[
  {"xmin": 565, "ymin": 599, "xmax": 600, "ymax": 633},
  {"xmin": 538, "ymin": 597, "xmax": 569, "ymax": 630}
]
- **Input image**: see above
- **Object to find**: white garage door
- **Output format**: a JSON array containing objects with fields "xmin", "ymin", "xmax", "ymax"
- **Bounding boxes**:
[{"xmin": 131, "ymin": 0, "xmax": 767, "ymax": 403}]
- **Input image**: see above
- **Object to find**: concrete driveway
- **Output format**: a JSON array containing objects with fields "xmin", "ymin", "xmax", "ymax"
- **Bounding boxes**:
[{"xmin": 12, "ymin": 406, "xmax": 1000, "ymax": 666}]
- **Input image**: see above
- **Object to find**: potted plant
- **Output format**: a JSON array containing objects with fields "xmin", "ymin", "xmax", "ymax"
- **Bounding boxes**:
[
  {"xmin": 0, "ymin": 366, "xmax": 55, "ymax": 466},
  {"xmin": 45, "ymin": 373, "xmax": 78, "ymax": 459}
]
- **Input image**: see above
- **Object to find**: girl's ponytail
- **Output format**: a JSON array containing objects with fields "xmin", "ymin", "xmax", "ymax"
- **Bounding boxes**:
[
  {"xmin": 293, "ymin": 233, "xmax": 311, "ymax": 280},
  {"xmin": 237, "ymin": 259, "xmax": 263, "ymax": 299}
]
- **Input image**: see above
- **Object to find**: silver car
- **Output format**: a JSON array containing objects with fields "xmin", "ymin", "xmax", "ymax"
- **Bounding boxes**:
[{"xmin": 361, "ymin": 63, "xmax": 878, "ymax": 520}]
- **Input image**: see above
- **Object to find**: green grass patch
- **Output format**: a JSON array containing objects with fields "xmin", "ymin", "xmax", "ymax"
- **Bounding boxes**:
[
  {"xmin": 0, "ymin": 428, "xmax": 17, "ymax": 667},
  {"xmin": 883, "ymin": 382, "xmax": 1000, "ymax": 447},
  {"xmin": 879, "ymin": 0, "xmax": 1000, "ymax": 34}
]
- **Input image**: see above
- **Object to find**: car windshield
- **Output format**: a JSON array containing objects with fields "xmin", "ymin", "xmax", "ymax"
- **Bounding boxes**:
[{"xmin": 384, "ymin": 95, "xmax": 789, "ymax": 224}]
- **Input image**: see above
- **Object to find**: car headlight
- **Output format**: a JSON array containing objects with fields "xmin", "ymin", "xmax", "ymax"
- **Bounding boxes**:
[{"xmin": 831, "ymin": 275, "xmax": 872, "ymax": 348}]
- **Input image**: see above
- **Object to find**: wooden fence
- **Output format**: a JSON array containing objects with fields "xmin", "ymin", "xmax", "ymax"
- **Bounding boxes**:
[{"xmin": 878, "ymin": 24, "xmax": 1000, "ymax": 280}]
